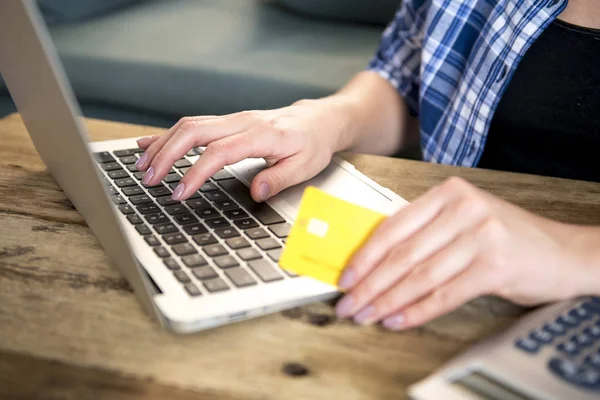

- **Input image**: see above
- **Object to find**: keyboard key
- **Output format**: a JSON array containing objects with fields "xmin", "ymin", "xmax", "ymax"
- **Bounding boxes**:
[
  {"xmin": 184, "ymin": 283, "xmax": 202, "ymax": 297},
  {"xmin": 162, "ymin": 232, "xmax": 187, "ymax": 245},
  {"xmin": 145, "ymin": 212, "xmax": 169, "ymax": 224},
  {"xmin": 164, "ymin": 173, "xmax": 181, "ymax": 183},
  {"xmin": 128, "ymin": 164, "xmax": 140, "ymax": 172},
  {"xmin": 234, "ymin": 218, "xmax": 258, "ymax": 230},
  {"xmin": 182, "ymin": 254, "xmax": 208, "ymax": 268},
  {"xmin": 557, "ymin": 340, "xmax": 580, "ymax": 356},
  {"xmin": 245, "ymin": 227, "xmax": 269, "ymax": 240},
  {"xmin": 93, "ymin": 151, "xmax": 115, "ymax": 163},
  {"xmin": 205, "ymin": 217, "xmax": 230, "ymax": 229},
  {"xmin": 130, "ymin": 194, "xmax": 153, "ymax": 205},
  {"xmin": 218, "ymin": 178, "xmax": 285, "ymax": 225},
  {"xmin": 515, "ymin": 337, "xmax": 540, "ymax": 353},
  {"xmin": 195, "ymin": 207, "xmax": 219, "ymax": 219},
  {"xmin": 193, "ymin": 233, "xmax": 218, "ymax": 246},
  {"xmin": 183, "ymin": 223, "xmax": 208, "ymax": 235},
  {"xmin": 154, "ymin": 223, "xmax": 178, "ymax": 235},
  {"xmin": 214, "ymin": 255, "xmax": 239, "ymax": 269},
  {"xmin": 163, "ymin": 258, "xmax": 180, "ymax": 270},
  {"xmin": 121, "ymin": 186, "xmax": 144, "ymax": 196},
  {"xmin": 191, "ymin": 266, "xmax": 218, "ymax": 280},
  {"xmin": 248, "ymin": 259, "xmax": 283, "ymax": 282},
  {"xmin": 530, "ymin": 329, "xmax": 553, "ymax": 344},
  {"xmin": 136, "ymin": 203, "xmax": 160, "ymax": 214},
  {"xmin": 212, "ymin": 169, "xmax": 234, "ymax": 180},
  {"xmin": 172, "ymin": 243, "xmax": 196, "ymax": 256},
  {"xmin": 111, "ymin": 195, "xmax": 127, "ymax": 205},
  {"xmin": 133, "ymin": 171, "xmax": 145, "ymax": 180},
  {"xmin": 224, "ymin": 268, "xmax": 257, "ymax": 288},
  {"xmin": 173, "ymin": 213, "xmax": 199, "ymax": 226},
  {"xmin": 154, "ymin": 246, "xmax": 170, "ymax": 258},
  {"xmin": 214, "ymin": 227, "xmax": 240, "ymax": 239},
  {"xmin": 101, "ymin": 162, "xmax": 122, "ymax": 171},
  {"xmin": 126, "ymin": 214, "xmax": 143, "ymax": 225},
  {"xmin": 203, "ymin": 244, "xmax": 228, "ymax": 258},
  {"xmin": 118, "ymin": 204, "xmax": 134, "ymax": 215},
  {"xmin": 113, "ymin": 149, "xmax": 139, "ymax": 157},
  {"xmin": 164, "ymin": 204, "xmax": 188, "ymax": 215},
  {"xmin": 267, "ymin": 248, "xmax": 282, "ymax": 262},
  {"xmin": 215, "ymin": 199, "xmax": 238, "ymax": 210},
  {"xmin": 226, "ymin": 237, "xmax": 251, "ymax": 249},
  {"xmin": 237, "ymin": 248, "xmax": 262, "ymax": 261},
  {"xmin": 256, "ymin": 238, "xmax": 281, "ymax": 251},
  {"xmin": 204, "ymin": 190, "xmax": 229, "ymax": 202},
  {"xmin": 107, "ymin": 185, "xmax": 118, "ymax": 195},
  {"xmin": 187, "ymin": 148, "xmax": 200, "ymax": 156},
  {"xmin": 144, "ymin": 235, "xmax": 160, "ymax": 246},
  {"xmin": 173, "ymin": 270, "xmax": 191, "ymax": 283},
  {"xmin": 148, "ymin": 186, "xmax": 172, "ymax": 197},
  {"xmin": 223, "ymin": 209, "xmax": 249, "ymax": 220},
  {"xmin": 119, "ymin": 155, "xmax": 138, "ymax": 164},
  {"xmin": 108, "ymin": 169, "xmax": 130, "ymax": 179},
  {"xmin": 187, "ymin": 198, "xmax": 211, "ymax": 210},
  {"xmin": 157, "ymin": 196, "xmax": 180, "ymax": 207},
  {"xmin": 115, "ymin": 178, "xmax": 137, "ymax": 188},
  {"xmin": 135, "ymin": 224, "xmax": 152, "ymax": 235},
  {"xmin": 269, "ymin": 223, "xmax": 291, "ymax": 238},
  {"xmin": 200, "ymin": 182, "xmax": 219, "ymax": 192},
  {"xmin": 203, "ymin": 278, "xmax": 230, "ymax": 293},
  {"xmin": 174, "ymin": 159, "xmax": 192, "ymax": 168},
  {"xmin": 179, "ymin": 167, "xmax": 191, "ymax": 174}
]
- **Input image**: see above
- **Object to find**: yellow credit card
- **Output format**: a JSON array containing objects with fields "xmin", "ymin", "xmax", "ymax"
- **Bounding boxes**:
[{"xmin": 279, "ymin": 186, "xmax": 386, "ymax": 288}]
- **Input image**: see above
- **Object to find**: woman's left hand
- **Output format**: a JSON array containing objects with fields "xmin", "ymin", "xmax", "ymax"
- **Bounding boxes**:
[{"xmin": 335, "ymin": 177, "xmax": 600, "ymax": 330}]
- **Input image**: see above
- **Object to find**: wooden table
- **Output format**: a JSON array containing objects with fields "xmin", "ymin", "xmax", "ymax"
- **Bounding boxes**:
[{"xmin": 1, "ymin": 113, "xmax": 599, "ymax": 400}]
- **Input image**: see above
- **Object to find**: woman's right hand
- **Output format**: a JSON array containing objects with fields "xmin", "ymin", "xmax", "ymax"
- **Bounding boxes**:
[{"xmin": 134, "ymin": 97, "xmax": 356, "ymax": 202}]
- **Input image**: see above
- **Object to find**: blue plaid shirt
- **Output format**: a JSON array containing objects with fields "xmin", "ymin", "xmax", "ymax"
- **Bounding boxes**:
[{"xmin": 368, "ymin": 0, "xmax": 568, "ymax": 166}]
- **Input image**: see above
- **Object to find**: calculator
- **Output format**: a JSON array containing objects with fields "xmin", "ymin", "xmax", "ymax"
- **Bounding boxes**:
[{"xmin": 409, "ymin": 297, "xmax": 600, "ymax": 400}]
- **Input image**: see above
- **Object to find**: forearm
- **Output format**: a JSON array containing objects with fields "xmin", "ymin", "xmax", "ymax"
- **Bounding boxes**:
[
  {"xmin": 321, "ymin": 71, "xmax": 418, "ymax": 155},
  {"xmin": 566, "ymin": 225, "xmax": 600, "ymax": 296}
]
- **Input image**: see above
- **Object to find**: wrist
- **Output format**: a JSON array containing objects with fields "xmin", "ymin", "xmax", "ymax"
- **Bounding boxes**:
[{"xmin": 563, "ymin": 225, "xmax": 600, "ymax": 296}]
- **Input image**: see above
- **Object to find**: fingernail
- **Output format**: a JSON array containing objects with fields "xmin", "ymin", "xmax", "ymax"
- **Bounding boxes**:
[
  {"xmin": 172, "ymin": 183, "xmax": 186, "ymax": 200},
  {"xmin": 136, "ymin": 137, "xmax": 150, "ymax": 146},
  {"xmin": 335, "ymin": 295, "xmax": 355, "ymax": 318},
  {"xmin": 353, "ymin": 306, "xmax": 375, "ymax": 325},
  {"xmin": 258, "ymin": 182, "xmax": 270, "ymax": 201},
  {"xmin": 136, "ymin": 152, "xmax": 148, "ymax": 169},
  {"xmin": 338, "ymin": 269, "xmax": 356, "ymax": 290},
  {"xmin": 142, "ymin": 166, "xmax": 154, "ymax": 185},
  {"xmin": 382, "ymin": 313, "xmax": 405, "ymax": 331}
]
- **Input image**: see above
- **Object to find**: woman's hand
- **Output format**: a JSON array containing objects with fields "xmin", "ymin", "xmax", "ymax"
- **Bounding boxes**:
[
  {"xmin": 134, "ymin": 97, "xmax": 357, "ymax": 202},
  {"xmin": 335, "ymin": 177, "xmax": 600, "ymax": 330}
]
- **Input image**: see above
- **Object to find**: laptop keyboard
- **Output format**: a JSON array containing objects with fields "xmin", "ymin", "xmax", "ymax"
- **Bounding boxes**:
[{"xmin": 93, "ymin": 147, "xmax": 296, "ymax": 297}]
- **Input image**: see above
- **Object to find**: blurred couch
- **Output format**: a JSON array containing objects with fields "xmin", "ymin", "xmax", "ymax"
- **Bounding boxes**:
[{"xmin": 2, "ymin": 1, "xmax": 415, "ymax": 156}]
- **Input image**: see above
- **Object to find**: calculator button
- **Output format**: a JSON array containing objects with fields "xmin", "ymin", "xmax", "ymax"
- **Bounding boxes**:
[
  {"xmin": 544, "ymin": 322, "xmax": 567, "ymax": 336},
  {"xmin": 569, "ymin": 306, "xmax": 592, "ymax": 321},
  {"xmin": 557, "ymin": 341, "xmax": 580, "ymax": 357},
  {"xmin": 584, "ymin": 325, "xmax": 600, "ymax": 338},
  {"xmin": 586, "ymin": 353, "xmax": 600, "ymax": 369},
  {"xmin": 516, "ymin": 337, "xmax": 540, "ymax": 353},
  {"xmin": 530, "ymin": 329, "xmax": 553, "ymax": 344},
  {"xmin": 549, "ymin": 358, "xmax": 600, "ymax": 390},
  {"xmin": 556, "ymin": 314, "xmax": 579, "ymax": 328},
  {"xmin": 572, "ymin": 333, "xmax": 593, "ymax": 348},
  {"xmin": 582, "ymin": 301, "xmax": 600, "ymax": 314}
]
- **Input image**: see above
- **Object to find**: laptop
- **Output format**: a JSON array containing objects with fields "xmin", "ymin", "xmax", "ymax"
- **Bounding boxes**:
[{"xmin": 0, "ymin": 0, "xmax": 407, "ymax": 333}]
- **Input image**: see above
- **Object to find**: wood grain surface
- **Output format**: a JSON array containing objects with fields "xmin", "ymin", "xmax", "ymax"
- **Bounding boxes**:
[{"xmin": 1, "ymin": 113, "xmax": 599, "ymax": 400}]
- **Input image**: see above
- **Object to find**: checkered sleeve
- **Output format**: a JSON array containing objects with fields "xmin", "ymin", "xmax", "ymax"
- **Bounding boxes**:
[{"xmin": 368, "ymin": 0, "xmax": 430, "ymax": 116}]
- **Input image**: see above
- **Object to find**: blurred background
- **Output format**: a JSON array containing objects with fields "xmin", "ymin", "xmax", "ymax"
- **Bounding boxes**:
[{"xmin": 0, "ymin": 0, "xmax": 399, "ymax": 125}]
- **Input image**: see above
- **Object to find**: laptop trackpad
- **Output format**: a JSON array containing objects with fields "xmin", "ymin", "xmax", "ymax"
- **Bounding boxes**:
[{"xmin": 229, "ymin": 158, "xmax": 405, "ymax": 220}]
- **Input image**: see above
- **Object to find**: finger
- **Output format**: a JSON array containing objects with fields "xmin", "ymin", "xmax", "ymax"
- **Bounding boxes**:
[
  {"xmin": 338, "ymin": 177, "xmax": 469, "ymax": 291},
  {"xmin": 250, "ymin": 156, "xmax": 318, "ymax": 202},
  {"xmin": 346, "ymin": 231, "xmax": 478, "ymax": 324},
  {"xmin": 381, "ymin": 267, "xmax": 488, "ymax": 330},
  {"xmin": 144, "ymin": 113, "xmax": 260, "ymax": 184},
  {"xmin": 136, "ymin": 135, "xmax": 160, "ymax": 149},
  {"xmin": 171, "ymin": 126, "xmax": 289, "ymax": 200},
  {"xmin": 135, "ymin": 115, "xmax": 216, "ymax": 171}
]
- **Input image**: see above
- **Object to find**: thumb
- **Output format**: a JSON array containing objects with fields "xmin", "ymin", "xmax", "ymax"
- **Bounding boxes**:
[{"xmin": 250, "ymin": 157, "xmax": 317, "ymax": 202}]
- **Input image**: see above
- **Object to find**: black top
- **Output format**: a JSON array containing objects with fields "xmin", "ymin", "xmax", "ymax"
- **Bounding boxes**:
[{"xmin": 478, "ymin": 19, "xmax": 600, "ymax": 182}]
